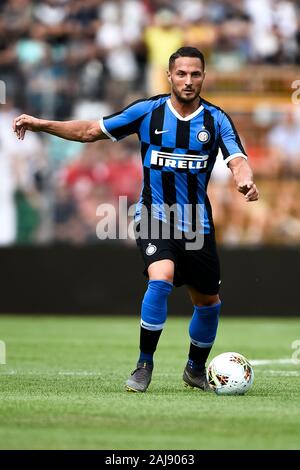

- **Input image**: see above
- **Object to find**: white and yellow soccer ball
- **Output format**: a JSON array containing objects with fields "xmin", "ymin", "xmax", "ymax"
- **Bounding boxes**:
[{"xmin": 207, "ymin": 352, "xmax": 254, "ymax": 395}]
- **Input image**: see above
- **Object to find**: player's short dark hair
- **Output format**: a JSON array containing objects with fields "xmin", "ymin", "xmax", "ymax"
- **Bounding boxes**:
[{"xmin": 169, "ymin": 47, "xmax": 205, "ymax": 70}]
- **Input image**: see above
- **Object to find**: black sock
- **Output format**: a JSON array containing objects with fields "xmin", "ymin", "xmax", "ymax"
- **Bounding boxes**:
[
  {"xmin": 188, "ymin": 343, "xmax": 212, "ymax": 371},
  {"xmin": 139, "ymin": 327, "xmax": 163, "ymax": 363}
]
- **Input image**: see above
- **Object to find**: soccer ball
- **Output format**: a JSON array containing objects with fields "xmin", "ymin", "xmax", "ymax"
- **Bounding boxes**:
[{"xmin": 207, "ymin": 352, "xmax": 254, "ymax": 395}]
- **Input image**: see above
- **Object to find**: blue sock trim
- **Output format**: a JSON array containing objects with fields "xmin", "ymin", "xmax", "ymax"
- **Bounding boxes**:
[
  {"xmin": 139, "ymin": 352, "xmax": 154, "ymax": 364},
  {"xmin": 141, "ymin": 280, "xmax": 173, "ymax": 329},
  {"xmin": 189, "ymin": 302, "xmax": 221, "ymax": 347},
  {"xmin": 140, "ymin": 320, "xmax": 165, "ymax": 331},
  {"xmin": 187, "ymin": 358, "xmax": 205, "ymax": 372}
]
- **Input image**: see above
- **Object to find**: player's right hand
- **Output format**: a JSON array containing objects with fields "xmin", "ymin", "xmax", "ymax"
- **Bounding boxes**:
[
  {"xmin": 237, "ymin": 181, "xmax": 259, "ymax": 202},
  {"xmin": 13, "ymin": 114, "xmax": 42, "ymax": 140}
]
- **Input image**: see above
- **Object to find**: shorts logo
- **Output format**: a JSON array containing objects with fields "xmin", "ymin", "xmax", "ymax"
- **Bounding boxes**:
[
  {"xmin": 146, "ymin": 243, "xmax": 157, "ymax": 256},
  {"xmin": 197, "ymin": 129, "xmax": 210, "ymax": 143}
]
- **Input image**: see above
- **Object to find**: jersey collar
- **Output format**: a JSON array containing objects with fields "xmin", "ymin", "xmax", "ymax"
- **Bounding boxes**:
[{"xmin": 166, "ymin": 98, "xmax": 204, "ymax": 121}]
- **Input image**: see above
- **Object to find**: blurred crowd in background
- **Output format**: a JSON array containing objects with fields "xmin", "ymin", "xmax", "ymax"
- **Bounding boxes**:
[{"xmin": 1, "ymin": 0, "xmax": 300, "ymax": 246}]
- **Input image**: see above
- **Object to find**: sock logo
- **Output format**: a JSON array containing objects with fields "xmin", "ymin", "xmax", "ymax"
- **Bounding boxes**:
[{"xmin": 146, "ymin": 243, "xmax": 157, "ymax": 256}]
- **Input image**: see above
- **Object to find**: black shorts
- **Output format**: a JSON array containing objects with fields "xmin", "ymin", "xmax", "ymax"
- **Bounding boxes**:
[{"xmin": 135, "ymin": 222, "xmax": 221, "ymax": 295}]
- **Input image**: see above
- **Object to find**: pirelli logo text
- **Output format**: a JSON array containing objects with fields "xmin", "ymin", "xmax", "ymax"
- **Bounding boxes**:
[{"xmin": 150, "ymin": 150, "xmax": 209, "ymax": 171}]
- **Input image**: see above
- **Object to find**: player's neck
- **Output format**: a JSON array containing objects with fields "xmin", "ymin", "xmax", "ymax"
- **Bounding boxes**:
[{"xmin": 170, "ymin": 95, "xmax": 201, "ymax": 118}]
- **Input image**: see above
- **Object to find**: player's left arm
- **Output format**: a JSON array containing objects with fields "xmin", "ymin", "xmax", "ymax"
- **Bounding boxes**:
[
  {"xmin": 228, "ymin": 157, "xmax": 259, "ymax": 202},
  {"xmin": 218, "ymin": 111, "xmax": 259, "ymax": 202}
]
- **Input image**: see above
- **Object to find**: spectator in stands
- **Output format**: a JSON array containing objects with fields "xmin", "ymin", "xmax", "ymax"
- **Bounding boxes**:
[
  {"xmin": 267, "ymin": 110, "xmax": 300, "ymax": 177},
  {"xmin": 144, "ymin": 8, "xmax": 184, "ymax": 95},
  {"xmin": 2, "ymin": 0, "xmax": 300, "ymax": 247},
  {"xmin": 183, "ymin": 6, "xmax": 218, "ymax": 63},
  {"xmin": 0, "ymin": 98, "xmax": 46, "ymax": 244},
  {"xmin": 267, "ymin": 180, "xmax": 300, "ymax": 243}
]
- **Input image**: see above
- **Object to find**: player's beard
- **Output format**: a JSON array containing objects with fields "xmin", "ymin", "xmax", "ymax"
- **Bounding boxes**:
[{"xmin": 172, "ymin": 85, "xmax": 200, "ymax": 104}]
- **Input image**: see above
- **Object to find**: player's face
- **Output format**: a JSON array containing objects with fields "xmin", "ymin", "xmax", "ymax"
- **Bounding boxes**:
[{"xmin": 168, "ymin": 57, "xmax": 205, "ymax": 104}]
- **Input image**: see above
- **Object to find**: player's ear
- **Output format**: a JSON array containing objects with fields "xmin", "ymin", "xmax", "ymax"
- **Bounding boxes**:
[{"xmin": 167, "ymin": 70, "xmax": 171, "ymax": 83}]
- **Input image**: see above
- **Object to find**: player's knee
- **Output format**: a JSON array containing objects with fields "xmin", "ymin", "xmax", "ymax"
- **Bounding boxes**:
[
  {"xmin": 148, "ymin": 260, "xmax": 174, "ymax": 283},
  {"xmin": 194, "ymin": 294, "xmax": 220, "ymax": 307},
  {"xmin": 149, "ymin": 272, "xmax": 173, "ymax": 283}
]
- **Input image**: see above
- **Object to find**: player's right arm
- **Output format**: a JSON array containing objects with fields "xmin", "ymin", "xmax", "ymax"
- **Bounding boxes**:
[
  {"xmin": 13, "ymin": 114, "xmax": 107, "ymax": 142},
  {"xmin": 13, "ymin": 97, "xmax": 164, "ymax": 143}
]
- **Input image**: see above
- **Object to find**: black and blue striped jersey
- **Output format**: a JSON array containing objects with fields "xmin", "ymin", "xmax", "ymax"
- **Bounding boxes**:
[{"xmin": 100, "ymin": 94, "xmax": 247, "ymax": 234}]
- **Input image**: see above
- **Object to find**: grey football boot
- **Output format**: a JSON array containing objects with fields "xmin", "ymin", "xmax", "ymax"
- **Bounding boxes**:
[
  {"xmin": 183, "ymin": 364, "xmax": 212, "ymax": 392},
  {"xmin": 125, "ymin": 362, "xmax": 153, "ymax": 392}
]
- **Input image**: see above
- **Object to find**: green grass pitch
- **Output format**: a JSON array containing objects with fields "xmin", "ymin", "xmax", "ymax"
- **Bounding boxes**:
[{"xmin": 0, "ymin": 315, "xmax": 300, "ymax": 450}]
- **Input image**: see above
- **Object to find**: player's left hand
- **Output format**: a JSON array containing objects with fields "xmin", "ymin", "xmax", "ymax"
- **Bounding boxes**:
[{"xmin": 237, "ymin": 181, "xmax": 259, "ymax": 202}]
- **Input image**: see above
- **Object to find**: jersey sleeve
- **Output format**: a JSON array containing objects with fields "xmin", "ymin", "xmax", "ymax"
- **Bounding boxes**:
[
  {"xmin": 99, "ymin": 99, "xmax": 150, "ymax": 142},
  {"xmin": 218, "ymin": 111, "xmax": 248, "ymax": 164}
]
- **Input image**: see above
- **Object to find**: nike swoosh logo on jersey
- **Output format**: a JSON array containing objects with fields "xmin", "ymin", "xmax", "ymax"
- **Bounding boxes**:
[{"xmin": 155, "ymin": 129, "xmax": 169, "ymax": 134}]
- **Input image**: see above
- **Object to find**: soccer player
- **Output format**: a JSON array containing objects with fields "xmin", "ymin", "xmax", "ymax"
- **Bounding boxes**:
[{"xmin": 13, "ymin": 47, "xmax": 259, "ymax": 393}]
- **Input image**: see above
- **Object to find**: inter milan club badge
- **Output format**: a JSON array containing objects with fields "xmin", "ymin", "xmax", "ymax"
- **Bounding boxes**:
[
  {"xmin": 197, "ymin": 128, "xmax": 211, "ymax": 143},
  {"xmin": 146, "ymin": 243, "xmax": 157, "ymax": 256}
]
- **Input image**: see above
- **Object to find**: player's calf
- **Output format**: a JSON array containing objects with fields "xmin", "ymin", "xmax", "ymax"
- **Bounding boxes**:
[
  {"xmin": 183, "ymin": 302, "xmax": 221, "ymax": 391},
  {"xmin": 125, "ymin": 279, "xmax": 173, "ymax": 392}
]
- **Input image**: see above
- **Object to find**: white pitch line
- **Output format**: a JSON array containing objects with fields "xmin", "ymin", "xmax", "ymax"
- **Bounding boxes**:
[
  {"xmin": 58, "ymin": 371, "xmax": 101, "ymax": 376},
  {"xmin": 250, "ymin": 358, "xmax": 297, "ymax": 366},
  {"xmin": 267, "ymin": 370, "xmax": 300, "ymax": 376},
  {"xmin": 0, "ymin": 370, "xmax": 103, "ymax": 376},
  {"xmin": 0, "ymin": 359, "xmax": 299, "ymax": 377}
]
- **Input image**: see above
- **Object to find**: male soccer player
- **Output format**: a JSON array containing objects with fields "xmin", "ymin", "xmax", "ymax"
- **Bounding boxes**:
[{"xmin": 13, "ymin": 47, "xmax": 259, "ymax": 393}]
